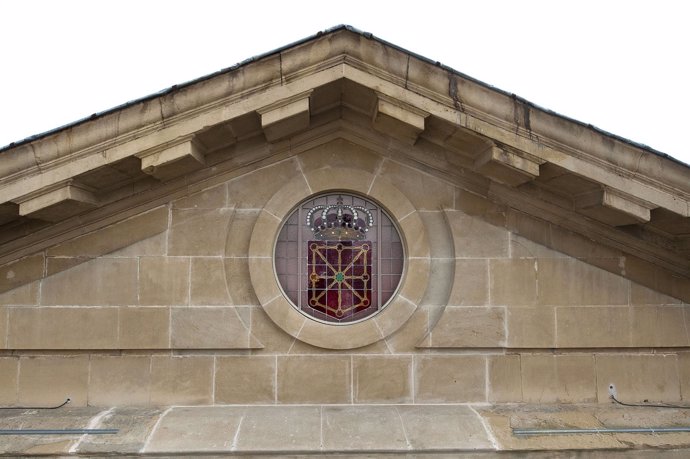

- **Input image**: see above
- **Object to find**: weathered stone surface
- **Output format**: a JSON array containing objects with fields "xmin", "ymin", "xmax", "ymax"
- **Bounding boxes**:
[
  {"xmin": 415, "ymin": 355, "xmax": 486, "ymax": 402},
  {"xmin": 119, "ymin": 306, "xmax": 169, "ymax": 349},
  {"xmin": 521, "ymin": 354, "xmax": 596, "ymax": 403},
  {"xmin": 299, "ymin": 138, "xmax": 382, "ymax": 174},
  {"xmin": 557, "ymin": 306, "xmax": 630, "ymax": 347},
  {"xmin": 0, "ymin": 407, "xmax": 102, "ymax": 455},
  {"xmin": 18, "ymin": 356, "xmax": 89, "ymax": 406},
  {"xmin": 448, "ymin": 259, "xmax": 488, "ymax": 306},
  {"xmin": 631, "ymin": 282, "xmax": 682, "ymax": 304},
  {"xmin": 447, "ymin": 211, "xmax": 509, "ymax": 258},
  {"xmin": 488, "ymin": 355, "xmax": 522, "ymax": 402},
  {"xmin": 143, "ymin": 406, "xmax": 243, "ymax": 453},
  {"xmin": 0, "ymin": 357, "xmax": 18, "ymax": 404},
  {"xmin": 224, "ymin": 209, "xmax": 259, "ymax": 257},
  {"xmin": 224, "ymin": 257, "xmax": 260, "ymax": 305},
  {"xmin": 427, "ymin": 307, "xmax": 505, "ymax": 347},
  {"xmin": 277, "ymin": 355, "xmax": 351, "ymax": 403},
  {"xmin": 490, "ymin": 258, "xmax": 538, "ymax": 305},
  {"xmin": 353, "ymin": 355, "xmax": 412, "ymax": 403},
  {"xmin": 322, "ymin": 405, "xmax": 409, "ymax": 451},
  {"xmin": 190, "ymin": 257, "xmax": 231, "ymax": 305},
  {"xmin": 46, "ymin": 206, "xmax": 167, "ymax": 257},
  {"xmin": 88, "ymin": 356, "xmax": 151, "ymax": 406},
  {"xmin": 215, "ymin": 356, "xmax": 275, "ymax": 404},
  {"xmin": 506, "ymin": 306, "xmax": 555, "ymax": 348},
  {"xmin": 139, "ymin": 257, "xmax": 190, "ymax": 305},
  {"xmin": 0, "ymin": 306, "xmax": 6, "ymax": 349},
  {"xmin": 170, "ymin": 307, "xmax": 256, "ymax": 349},
  {"xmin": 0, "ymin": 281, "xmax": 39, "ymax": 305},
  {"xmin": 234, "ymin": 406, "xmax": 321, "ymax": 452},
  {"xmin": 149, "ymin": 356, "xmax": 213, "ymax": 405},
  {"xmin": 378, "ymin": 160, "xmax": 454, "ymax": 210},
  {"xmin": 630, "ymin": 306, "xmax": 689, "ymax": 347},
  {"xmin": 173, "ymin": 183, "xmax": 227, "ymax": 209},
  {"xmin": 227, "ymin": 159, "xmax": 302, "ymax": 209},
  {"xmin": 0, "ymin": 254, "xmax": 43, "ymax": 294},
  {"xmin": 8, "ymin": 307, "xmax": 118, "ymax": 349},
  {"xmin": 41, "ymin": 257, "xmax": 137, "ymax": 306},
  {"xmin": 168, "ymin": 208, "xmax": 234, "ymax": 256},
  {"xmin": 595, "ymin": 354, "xmax": 681, "ymax": 403},
  {"xmin": 538, "ymin": 258, "xmax": 629, "ymax": 305},
  {"xmin": 79, "ymin": 407, "xmax": 165, "ymax": 454},
  {"xmin": 398, "ymin": 405, "xmax": 494, "ymax": 450}
]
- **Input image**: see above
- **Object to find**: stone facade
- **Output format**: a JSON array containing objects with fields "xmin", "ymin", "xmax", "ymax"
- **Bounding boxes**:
[
  {"xmin": 1, "ymin": 26, "xmax": 689, "ymax": 455},
  {"xmin": 1, "ymin": 137, "xmax": 688, "ymax": 407}
]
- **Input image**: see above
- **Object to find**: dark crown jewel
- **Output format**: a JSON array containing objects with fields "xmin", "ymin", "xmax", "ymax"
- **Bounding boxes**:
[{"xmin": 306, "ymin": 196, "xmax": 374, "ymax": 241}]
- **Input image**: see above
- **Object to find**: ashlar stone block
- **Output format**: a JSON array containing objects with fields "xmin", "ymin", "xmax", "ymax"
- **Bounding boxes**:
[
  {"xmin": 173, "ymin": 183, "xmax": 227, "ymax": 209},
  {"xmin": 46, "ymin": 206, "xmax": 167, "ymax": 258},
  {"xmin": 521, "ymin": 354, "xmax": 596, "ymax": 403},
  {"xmin": 595, "ymin": 354, "xmax": 681, "ymax": 403},
  {"xmin": 538, "ymin": 258, "xmax": 629, "ymax": 305},
  {"xmin": 119, "ymin": 306, "xmax": 169, "ymax": 349},
  {"xmin": 447, "ymin": 211, "xmax": 509, "ymax": 258},
  {"xmin": 41, "ymin": 257, "xmax": 137, "ymax": 306},
  {"xmin": 226, "ymin": 159, "xmax": 302, "ymax": 210},
  {"xmin": 426, "ymin": 306, "xmax": 505, "ymax": 348},
  {"xmin": 170, "ymin": 307, "xmax": 257, "ymax": 349},
  {"xmin": 0, "ymin": 357, "xmax": 18, "ymax": 404},
  {"xmin": 414, "ymin": 355, "xmax": 486, "ymax": 402},
  {"xmin": 0, "ymin": 253, "xmax": 44, "ymax": 295},
  {"xmin": 490, "ymin": 258, "xmax": 537, "ymax": 305},
  {"xmin": 556, "ymin": 306, "xmax": 630, "ymax": 348},
  {"xmin": 88, "ymin": 356, "xmax": 151, "ymax": 406},
  {"xmin": 168, "ymin": 208, "xmax": 234, "ymax": 256},
  {"xmin": 139, "ymin": 257, "xmax": 190, "ymax": 305},
  {"xmin": 8, "ymin": 307, "xmax": 118, "ymax": 349},
  {"xmin": 506, "ymin": 306, "xmax": 555, "ymax": 348},
  {"xmin": 215, "ymin": 356, "xmax": 275, "ymax": 404},
  {"xmin": 150, "ymin": 356, "xmax": 213, "ymax": 405},
  {"xmin": 447, "ymin": 259, "xmax": 488, "ymax": 306},
  {"xmin": 322, "ymin": 406, "xmax": 409, "ymax": 451},
  {"xmin": 378, "ymin": 160, "xmax": 454, "ymax": 210},
  {"xmin": 353, "ymin": 356, "xmax": 412, "ymax": 403},
  {"xmin": 18, "ymin": 356, "xmax": 89, "ymax": 406},
  {"xmin": 234, "ymin": 406, "xmax": 322, "ymax": 452},
  {"xmin": 190, "ymin": 257, "xmax": 231, "ymax": 305},
  {"xmin": 488, "ymin": 355, "xmax": 522, "ymax": 402},
  {"xmin": 277, "ymin": 355, "xmax": 350, "ymax": 404}
]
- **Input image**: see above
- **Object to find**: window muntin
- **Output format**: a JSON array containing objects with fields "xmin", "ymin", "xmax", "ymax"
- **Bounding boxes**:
[{"xmin": 275, "ymin": 193, "xmax": 404, "ymax": 324}]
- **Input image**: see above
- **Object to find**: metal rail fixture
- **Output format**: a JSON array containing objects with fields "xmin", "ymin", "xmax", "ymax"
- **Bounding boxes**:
[
  {"xmin": 513, "ymin": 427, "xmax": 690, "ymax": 436},
  {"xmin": 0, "ymin": 429, "xmax": 118, "ymax": 436}
]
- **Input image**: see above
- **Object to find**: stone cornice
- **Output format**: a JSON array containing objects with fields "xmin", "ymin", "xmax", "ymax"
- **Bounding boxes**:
[{"xmin": 0, "ymin": 27, "xmax": 688, "ymax": 279}]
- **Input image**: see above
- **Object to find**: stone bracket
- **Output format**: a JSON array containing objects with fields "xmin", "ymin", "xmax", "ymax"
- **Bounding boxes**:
[
  {"xmin": 473, "ymin": 145, "xmax": 541, "ymax": 186},
  {"xmin": 138, "ymin": 137, "xmax": 206, "ymax": 181},
  {"xmin": 14, "ymin": 180, "xmax": 99, "ymax": 222},
  {"xmin": 258, "ymin": 90, "xmax": 313, "ymax": 142},
  {"xmin": 575, "ymin": 187, "xmax": 656, "ymax": 226},
  {"xmin": 372, "ymin": 92, "xmax": 430, "ymax": 145}
]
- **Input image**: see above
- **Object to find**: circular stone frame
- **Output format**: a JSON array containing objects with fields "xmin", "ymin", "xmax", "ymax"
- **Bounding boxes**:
[{"xmin": 248, "ymin": 167, "xmax": 430, "ymax": 349}]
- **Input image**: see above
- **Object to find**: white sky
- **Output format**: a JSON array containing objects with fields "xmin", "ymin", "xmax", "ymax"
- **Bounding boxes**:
[{"xmin": 1, "ymin": 1, "xmax": 688, "ymax": 165}]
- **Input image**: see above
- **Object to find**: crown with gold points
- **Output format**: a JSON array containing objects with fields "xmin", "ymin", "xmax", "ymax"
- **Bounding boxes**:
[{"xmin": 306, "ymin": 196, "xmax": 374, "ymax": 241}]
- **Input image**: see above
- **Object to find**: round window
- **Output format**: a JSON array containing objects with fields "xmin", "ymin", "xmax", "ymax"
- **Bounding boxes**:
[{"xmin": 275, "ymin": 193, "xmax": 404, "ymax": 324}]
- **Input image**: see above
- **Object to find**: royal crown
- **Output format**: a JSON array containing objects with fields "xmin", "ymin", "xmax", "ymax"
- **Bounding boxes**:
[{"xmin": 306, "ymin": 197, "xmax": 374, "ymax": 240}]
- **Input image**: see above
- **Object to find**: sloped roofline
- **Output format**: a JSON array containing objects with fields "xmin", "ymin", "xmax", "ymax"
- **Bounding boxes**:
[{"xmin": 1, "ymin": 24, "xmax": 687, "ymax": 168}]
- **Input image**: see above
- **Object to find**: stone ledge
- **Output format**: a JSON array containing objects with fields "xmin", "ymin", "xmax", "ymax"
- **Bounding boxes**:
[{"xmin": 2, "ymin": 403, "xmax": 690, "ymax": 456}]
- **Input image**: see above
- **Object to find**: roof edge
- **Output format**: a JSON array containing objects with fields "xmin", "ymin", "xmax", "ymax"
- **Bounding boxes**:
[{"xmin": 0, "ymin": 24, "xmax": 687, "ymax": 169}]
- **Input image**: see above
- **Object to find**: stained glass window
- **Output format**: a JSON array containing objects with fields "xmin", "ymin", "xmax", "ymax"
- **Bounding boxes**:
[{"xmin": 275, "ymin": 193, "xmax": 404, "ymax": 324}]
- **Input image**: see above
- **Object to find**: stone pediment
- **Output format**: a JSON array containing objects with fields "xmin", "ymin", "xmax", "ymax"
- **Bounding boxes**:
[{"xmin": 1, "ymin": 25, "xmax": 689, "ymax": 299}]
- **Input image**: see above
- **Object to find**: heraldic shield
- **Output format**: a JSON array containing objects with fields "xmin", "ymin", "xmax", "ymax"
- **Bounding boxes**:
[{"xmin": 307, "ymin": 240, "xmax": 372, "ymax": 319}]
